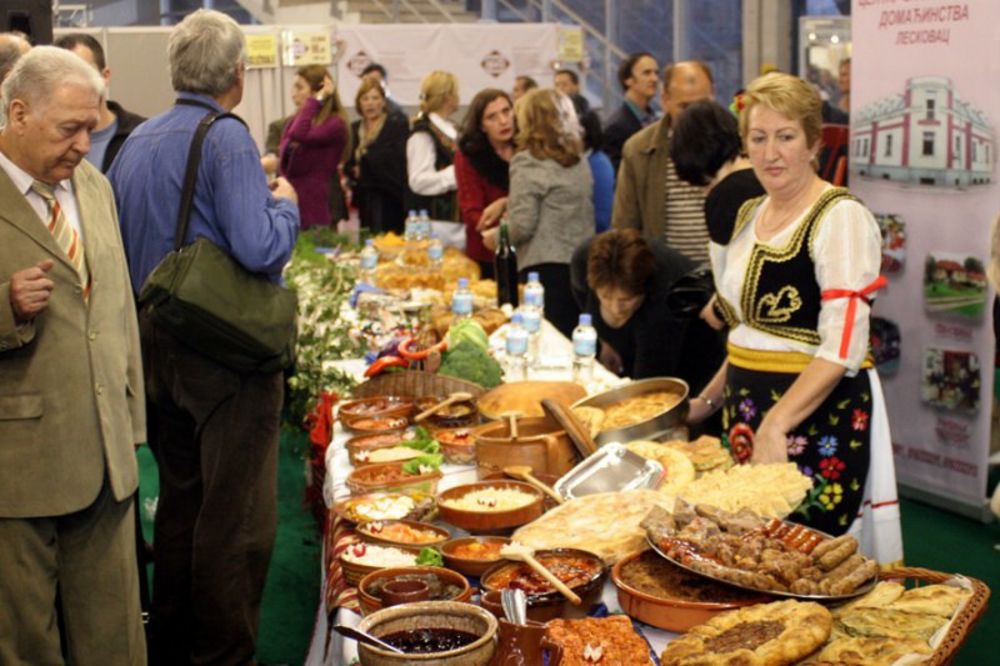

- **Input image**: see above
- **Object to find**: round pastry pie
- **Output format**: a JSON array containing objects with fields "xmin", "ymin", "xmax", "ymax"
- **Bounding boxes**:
[
  {"xmin": 661, "ymin": 599, "xmax": 832, "ymax": 665},
  {"xmin": 624, "ymin": 440, "xmax": 696, "ymax": 495}
]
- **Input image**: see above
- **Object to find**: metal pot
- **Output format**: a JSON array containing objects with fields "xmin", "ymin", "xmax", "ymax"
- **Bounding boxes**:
[{"xmin": 571, "ymin": 377, "xmax": 690, "ymax": 445}]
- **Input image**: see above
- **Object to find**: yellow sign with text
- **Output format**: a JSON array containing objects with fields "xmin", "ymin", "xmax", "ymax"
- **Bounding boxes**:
[
  {"xmin": 246, "ymin": 34, "xmax": 278, "ymax": 69},
  {"xmin": 558, "ymin": 27, "xmax": 584, "ymax": 63}
]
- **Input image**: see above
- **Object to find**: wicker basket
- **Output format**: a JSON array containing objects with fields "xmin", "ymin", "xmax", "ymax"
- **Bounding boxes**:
[
  {"xmin": 351, "ymin": 370, "xmax": 486, "ymax": 400},
  {"xmin": 876, "ymin": 566, "xmax": 990, "ymax": 665}
]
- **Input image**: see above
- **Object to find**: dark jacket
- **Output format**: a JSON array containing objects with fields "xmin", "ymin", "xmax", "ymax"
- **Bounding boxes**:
[
  {"xmin": 602, "ymin": 102, "xmax": 644, "ymax": 173},
  {"xmin": 570, "ymin": 236, "xmax": 725, "ymax": 392},
  {"xmin": 345, "ymin": 110, "xmax": 410, "ymax": 234},
  {"xmin": 102, "ymin": 101, "xmax": 146, "ymax": 173}
]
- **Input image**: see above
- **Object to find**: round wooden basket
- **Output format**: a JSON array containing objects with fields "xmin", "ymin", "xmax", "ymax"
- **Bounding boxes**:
[
  {"xmin": 877, "ymin": 566, "xmax": 991, "ymax": 665},
  {"xmin": 351, "ymin": 370, "xmax": 486, "ymax": 400}
]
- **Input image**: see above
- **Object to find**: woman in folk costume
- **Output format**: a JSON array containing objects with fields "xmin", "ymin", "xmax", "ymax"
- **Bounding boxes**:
[{"xmin": 688, "ymin": 73, "xmax": 895, "ymax": 540}]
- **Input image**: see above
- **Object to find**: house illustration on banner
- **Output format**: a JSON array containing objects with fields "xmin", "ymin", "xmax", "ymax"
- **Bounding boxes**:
[{"xmin": 852, "ymin": 76, "xmax": 994, "ymax": 187}]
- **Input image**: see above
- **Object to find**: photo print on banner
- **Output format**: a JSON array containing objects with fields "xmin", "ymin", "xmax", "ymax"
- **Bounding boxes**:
[
  {"xmin": 922, "ymin": 252, "xmax": 988, "ymax": 318},
  {"xmin": 921, "ymin": 347, "xmax": 981, "ymax": 415},
  {"xmin": 870, "ymin": 317, "xmax": 901, "ymax": 374},
  {"xmin": 876, "ymin": 213, "xmax": 906, "ymax": 273}
]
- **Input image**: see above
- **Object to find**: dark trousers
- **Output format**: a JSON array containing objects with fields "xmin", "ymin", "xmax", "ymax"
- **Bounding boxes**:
[
  {"xmin": 521, "ymin": 263, "xmax": 579, "ymax": 339},
  {"xmin": 140, "ymin": 313, "xmax": 282, "ymax": 666}
]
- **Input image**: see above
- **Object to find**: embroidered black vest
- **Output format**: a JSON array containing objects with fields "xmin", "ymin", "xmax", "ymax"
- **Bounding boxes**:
[
  {"xmin": 406, "ymin": 114, "xmax": 458, "ymax": 221},
  {"xmin": 716, "ymin": 188, "xmax": 858, "ymax": 346}
]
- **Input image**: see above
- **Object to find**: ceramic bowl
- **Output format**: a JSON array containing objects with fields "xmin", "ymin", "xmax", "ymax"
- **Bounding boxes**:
[
  {"xmin": 479, "ymin": 548, "xmax": 607, "ymax": 621},
  {"xmin": 339, "ymin": 395, "xmax": 415, "ymax": 425},
  {"xmin": 611, "ymin": 549, "xmax": 769, "ymax": 632},
  {"xmin": 346, "ymin": 431, "xmax": 411, "ymax": 466},
  {"xmin": 343, "ymin": 415, "xmax": 410, "ymax": 436},
  {"xmin": 434, "ymin": 427, "xmax": 478, "ymax": 465},
  {"xmin": 356, "ymin": 601, "xmax": 496, "ymax": 665},
  {"xmin": 440, "ymin": 536, "xmax": 511, "ymax": 578},
  {"xmin": 347, "ymin": 462, "xmax": 443, "ymax": 497},
  {"xmin": 339, "ymin": 543, "xmax": 422, "ymax": 587},
  {"xmin": 358, "ymin": 566, "xmax": 473, "ymax": 616},
  {"xmin": 416, "ymin": 396, "xmax": 480, "ymax": 429},
  {"xmin": 436, "ymin": 481, "xmax": 543, "ymax": 534},
  {"xmin": 356, "ymin": 520, "xmax": 451, "ymax": 549}
]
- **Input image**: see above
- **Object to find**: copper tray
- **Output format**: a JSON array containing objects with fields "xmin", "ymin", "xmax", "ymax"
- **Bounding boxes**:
[{"xmin": 645, "ymin": 525, "xmax": 879, "ymax": 602}]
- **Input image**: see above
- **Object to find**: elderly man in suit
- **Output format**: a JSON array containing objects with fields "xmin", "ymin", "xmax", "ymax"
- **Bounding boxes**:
[{"xmin": 0, "ymin": 47, "xmax": 146, "ymax": 664}]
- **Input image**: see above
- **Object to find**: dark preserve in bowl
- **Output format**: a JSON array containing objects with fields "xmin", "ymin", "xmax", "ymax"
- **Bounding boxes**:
[{"xmin": 381, "ymin": 627, "xmax": 480, "ymax": 654}]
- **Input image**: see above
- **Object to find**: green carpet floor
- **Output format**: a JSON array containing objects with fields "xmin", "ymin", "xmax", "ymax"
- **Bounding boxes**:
[{"xmin": 138, "ymin": 440, "xmax": 1000, "ymax": 665}]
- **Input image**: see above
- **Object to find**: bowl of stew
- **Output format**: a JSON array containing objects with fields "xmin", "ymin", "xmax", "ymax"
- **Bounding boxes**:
[
  {"xmin": 479, "ymin": 548, "xmax": 606, "ymax": 621},
  {"xmin": 339, "ymin": 395, "xmax": 416, "ymax": 425},
  {"xmin": 358, "ymin": 566, "xmax": 474, "ymax": 616},
  {"xmin": 440, "ymin": 536, "xmax": 510, "ymax": 577},
  {"xmin": 356, "ymin": 600, "xmax": 497, "ymax": 665},
  {"xmin": 344, "ymin": 416, "xmax": 410, "ymax": 436},
  {"xmin": 347, "ymin": 462, "xmax": 443, "ymax": 497}
]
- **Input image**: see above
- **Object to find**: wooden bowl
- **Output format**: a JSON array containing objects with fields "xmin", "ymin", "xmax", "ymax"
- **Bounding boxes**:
[
  {"xmin": 416, "ymin": 396, "xmax": 480, "ymax": 429},
  {"xmin": 434, "ymin": 427, "xmax": 478, "ymax": 465},
  {"xmin": 611, "ymin": 549, "xmax": 769, "ymax": 632},
  {"xmin": 346, "ymin": 431, "xmax": 411, "ymax": 466},
  {"xmin": 358, "ymin": 566, "xmax": 474, "ymax": 616},
  {"xmin": 356, "ymin": 601, "xmax": 497, "ymax": 665},
  {"xmin": 339, "ymin": 395, "xmax": 415, "ymax": 425},
  {"xmin": 479, "ymin": 548, "xmax": 607, "ymax": 621},
  {"xmin": 339, "ymin": 543, "xmax": 422, "ymax": 587},
  {"xmin": 482, "ymin": 471, "xmax": 560, "ymax": 510},
  {"xmin": 347, "ymin": 462, "xmax": 443, "ymax": 497},
  {"xmin": 343, "ymin": 415, "xmax": 410, "ymax": 436},
  {"xmin": 440, "ymin": 536, "xmax": 511, "ymax": 578},
  {"xmin": 356, "ymin": 520, "xmax": 451, "ymax": 548},
  {"xmin": 436, "ymin": 481, "xmax": 543, "ymax": 534}
]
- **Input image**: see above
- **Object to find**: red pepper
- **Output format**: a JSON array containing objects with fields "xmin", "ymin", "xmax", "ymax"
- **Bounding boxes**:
[
  {"xmin": 364, "ymin": 355, "xmax": 409, "ymax": 378},
  {"xmin": 397, "ymin": 337, "xmax": 447, "ymax": 361}
]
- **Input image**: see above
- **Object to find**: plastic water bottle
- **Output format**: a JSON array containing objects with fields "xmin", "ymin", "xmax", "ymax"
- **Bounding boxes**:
[
  {"xmin": 359, "ymin": 239, "xmax": 378, "ymax": 283},
  {"xmin": 519, "ymin": 304, "xmax": 542, "ymax": 367},
  {"xmin": 427, "ymin": 232, "xmax": 444, "ymax": 268},
  {"xmin": 417, "ymin": 209, "xmax": 431, "ymax": 240},
  {"xmin": 404, "ymin": 209, "xmax": 418, "ymax": 240},
  {"xmin": 524, "ymin": 271, "xmax": 545, "ymax": 310},
  {"xmin": 571, "ymin": 313, "xmax": 597, "ymax": 384},
  {"xmin": 452, "ymin": 277, "xmax": 473, "ymax": 319},
  {"xmin": 505, "ymin": 312, "xmax": 529, "ymax": 381}
]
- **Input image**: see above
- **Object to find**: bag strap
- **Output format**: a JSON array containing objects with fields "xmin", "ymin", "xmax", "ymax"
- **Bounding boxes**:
[{"xmin": 173, "ymin": 99, "xmax": 247, "ymax": 250}]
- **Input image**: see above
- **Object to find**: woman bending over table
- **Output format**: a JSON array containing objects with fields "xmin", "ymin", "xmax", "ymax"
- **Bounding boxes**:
[{"xmin": 688, "ymin": 73, "xmax": 888, "ymax": 536}]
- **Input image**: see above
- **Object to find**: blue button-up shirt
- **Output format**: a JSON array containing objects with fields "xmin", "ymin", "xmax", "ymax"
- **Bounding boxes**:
[{"xmin": 109, "ymin": 92, "xmax": 299, "ymax": 295}]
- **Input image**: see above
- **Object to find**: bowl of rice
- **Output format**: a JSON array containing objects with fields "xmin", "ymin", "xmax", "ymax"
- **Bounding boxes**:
[
  {"xmin": 340, "ymin": 542, "xmax": 422, "ymax": 586},
  {"xmin": 436, "ymin": 481, "xmax": 543, "ymax": 533}
]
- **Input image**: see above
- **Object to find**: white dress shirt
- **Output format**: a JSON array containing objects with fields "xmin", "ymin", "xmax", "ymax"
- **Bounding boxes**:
[
  {"xmin": 0, "ymin": 149, "xmax": 84, "ymax": 239},
  {"xmin": 406, "ymin": 112, "xmax": 458, "ymax": 196}
]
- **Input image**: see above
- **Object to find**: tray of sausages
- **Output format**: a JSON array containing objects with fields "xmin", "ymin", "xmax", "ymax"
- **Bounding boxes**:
[{"xmin": 641, "ymin": 500, "xmax": 879, "ymax": 602}]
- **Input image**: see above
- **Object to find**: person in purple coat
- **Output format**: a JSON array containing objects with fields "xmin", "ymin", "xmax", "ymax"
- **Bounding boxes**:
[{"xmin": 279, "ymin": 65, "xmax": 351, "ymax": 228}]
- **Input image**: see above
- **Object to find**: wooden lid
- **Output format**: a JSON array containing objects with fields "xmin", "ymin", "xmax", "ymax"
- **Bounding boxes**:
[{"xmin": 541, "ymin": 399, "xmax": 599, "ymax": 459}]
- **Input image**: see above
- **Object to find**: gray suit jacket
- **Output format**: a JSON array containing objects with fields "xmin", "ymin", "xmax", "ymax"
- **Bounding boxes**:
[{"xmin": 0, "ymin": 160, "xmax": 145, "ymax": 518}]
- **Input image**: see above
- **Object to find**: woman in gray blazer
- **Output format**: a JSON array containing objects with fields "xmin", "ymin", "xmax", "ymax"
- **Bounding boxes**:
[{"xmin": 485, "ymin": 88, "xmax": 594, "ymax": 337}]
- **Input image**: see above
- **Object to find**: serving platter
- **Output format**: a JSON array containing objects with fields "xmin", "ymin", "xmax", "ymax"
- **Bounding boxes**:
[{"xmin": 644, "ymin": 528, "xmax": 879, "ymax": 603}]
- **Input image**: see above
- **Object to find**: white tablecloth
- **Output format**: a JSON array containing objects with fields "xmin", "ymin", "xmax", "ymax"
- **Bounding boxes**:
[{"xmin": 303, "ymin": 321, "xmax": 683, "ymax": 665}]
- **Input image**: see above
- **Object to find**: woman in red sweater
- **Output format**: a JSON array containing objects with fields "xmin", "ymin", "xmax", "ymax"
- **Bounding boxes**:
[
  {"xmin": 454, "ymin": 89, "xmax": 515, "ymax": 278},
  {"xmin": 279, "ymin": 65, "xmax": 350, "ymax": 228}
]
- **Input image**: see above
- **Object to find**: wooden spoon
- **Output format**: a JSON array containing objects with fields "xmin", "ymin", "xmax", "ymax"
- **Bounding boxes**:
[
  {"xmin": 500, "ymin": 542, "xmax": 581, "ymax": 606},
  {"xmin": 414, "ymin": 391, "xmax": 474, "ymax": 422},
  {"xmin": 501, "ymin": 411, "xmax": 521, "ymax": 440},
  {"xmin": 504, "ymin": 465, "xmax": 564, "ymax": 505}
]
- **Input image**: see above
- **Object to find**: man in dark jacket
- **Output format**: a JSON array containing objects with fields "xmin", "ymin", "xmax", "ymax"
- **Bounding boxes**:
[
  {"xmin": 55, "ymin": 33, "xmax": 145, "ymax": 173},
  {"xmin": 602, "ymin": 52, "xmax": 660, "ymax": 173}
]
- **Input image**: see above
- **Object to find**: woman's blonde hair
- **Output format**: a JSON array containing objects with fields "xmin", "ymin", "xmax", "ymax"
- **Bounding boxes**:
[
  {"xmin": 738, "ymin": 72, "xmax": 823, "ymax": 150},
  {"xmin": 514, "ymin": 88, "xmax": 582, "ymax": 167},
  {"xmin": 354, "ymin": 77, "xmax": 386, "ymax": 116},
  {"xmin": 418, "ymin": 70, "xmax": 458, "ymax": 116},
  {"xmin": 296, "ymin": 64, "xmax": 351, "ymax": 163}
]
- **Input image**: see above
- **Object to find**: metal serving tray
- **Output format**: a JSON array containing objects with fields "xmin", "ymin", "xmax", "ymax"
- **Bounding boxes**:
[
  {"xmin": 554, "ymin": 443, "xmax": 664, "ymax": 501},
  {"xmin": 570, "ymin": 377, "xmax": 690, "ymax": 446}
]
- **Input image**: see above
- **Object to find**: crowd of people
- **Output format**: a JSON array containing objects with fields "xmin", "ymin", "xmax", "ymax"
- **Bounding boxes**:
[{"xmin": 0, "ymin": 8, "xmax": 879, "ymax": 665}]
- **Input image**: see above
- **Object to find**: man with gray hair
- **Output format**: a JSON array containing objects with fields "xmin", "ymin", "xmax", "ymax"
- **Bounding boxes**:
[
  {"xmin": 0, "ymin": 46, "xmax": 147, "ymax": 664},
  {"xmin": 109, "ymin": 9, "xmax": 298, "ymax": 665},
  {"xmin": 0, "ymin": 31, "xmax": 30, "ymax": 83}
]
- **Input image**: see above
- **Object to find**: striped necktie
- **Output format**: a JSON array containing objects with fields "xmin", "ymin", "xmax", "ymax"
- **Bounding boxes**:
[{"xmin": 31, "ymin": 180, "xmax": 91, "ymax": 297}]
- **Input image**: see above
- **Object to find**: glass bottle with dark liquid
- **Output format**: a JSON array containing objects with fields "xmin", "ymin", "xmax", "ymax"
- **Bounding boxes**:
[{"xmin": 494, "ymin": 221, "xmax": 519, "ymax": 308}]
